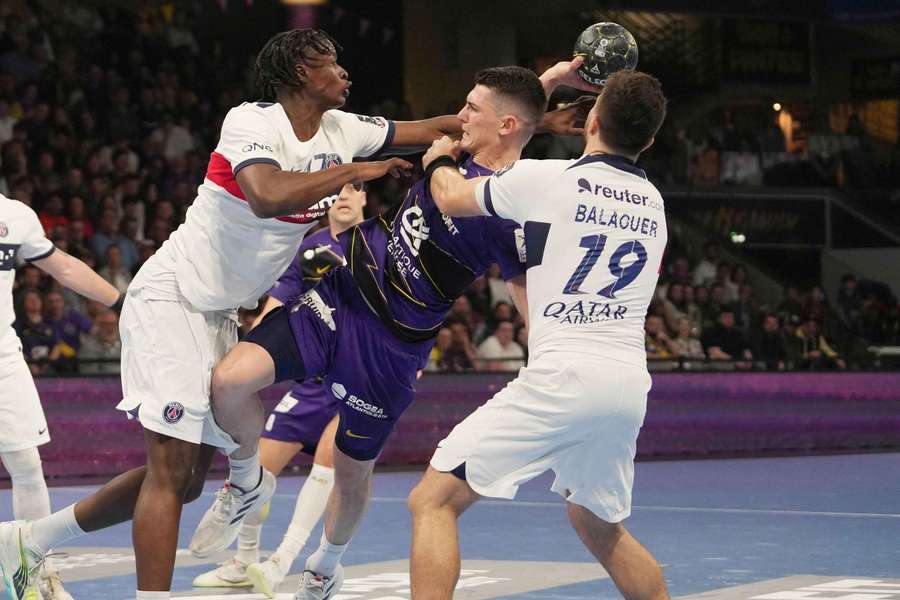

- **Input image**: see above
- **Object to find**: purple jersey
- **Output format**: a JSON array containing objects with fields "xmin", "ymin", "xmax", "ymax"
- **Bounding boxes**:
[
  {"xmin": 339, "ymin": 156, "xmax": 525, "ymax": 341},
  {"xmin": 262, "ymin": 378, "xmax": 339, "ymax": 454},
  {"xmin": 268, "ymin": 227, "xmax": 341, "ymax": 307}
]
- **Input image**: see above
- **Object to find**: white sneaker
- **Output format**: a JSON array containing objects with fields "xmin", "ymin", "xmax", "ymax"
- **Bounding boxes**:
[
  {"xmin": 192, "ymin": 557, "xmax": 252, "ymax": 588},
  {"xmin": 246, "ymin": 553, "xmax": 288, "ymax": 598},
  {"xmin": 189, "ymin": 468, "xmax": 277, "ymax": 558},
  {"xmin": 38, "ymin": 570, "xmax": 74, "ymax": 600},
  {"xmin": 294, "ymin": 564, "xmax": 344, "ymax": 600},
  {"xmin": 0, "ymin": 521, "xmax": 44, "ymax": 600}
]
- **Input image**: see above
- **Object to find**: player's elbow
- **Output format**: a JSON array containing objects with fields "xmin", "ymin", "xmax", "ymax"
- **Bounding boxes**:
[{"xmin": 245, "ymin": 193, "xmax": 280, "ymax": 219}]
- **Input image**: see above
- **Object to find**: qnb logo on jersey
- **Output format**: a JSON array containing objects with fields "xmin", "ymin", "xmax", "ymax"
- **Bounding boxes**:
[
  {"xmin": 400, "ymin": 206, "xmax": 430, "ymax": 256},
  {"xmin": 163, "ymin": 402, "xmax": 185, "ymax": 424},
  {"xmin": 241, "ymin": 142, "xmax": 273, "ymax": 153},
  {"xmin": 331, "ymin": 383, "xmax": 387, "ymax": 419},
  {"xmin": 576, "ymin": 177, "xmax": 662, "ymax": 210}
]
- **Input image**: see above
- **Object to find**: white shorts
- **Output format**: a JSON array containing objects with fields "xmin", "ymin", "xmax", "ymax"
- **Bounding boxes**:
[
  {"xmin": 117, "ymin": 290, "xmax": 239, "ymax": 451},
  {"xmin": 0, "ymin": 355, "xmax": 50, "ymax": 453},
  {"xmin": 430, "ymin": 359, "xmax": 650, "ymax": 522}
]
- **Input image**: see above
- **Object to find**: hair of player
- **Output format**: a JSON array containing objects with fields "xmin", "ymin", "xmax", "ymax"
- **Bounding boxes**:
[
  {"xmin": 472, "ymin": 66, "xmax": 547, "ymax": 132},
  {"xmin": 596, "ymin": 70, "xmax": 667, "ymax": 156},
  {"xmin": 255, "ymin": 29, "xmax": 342, "ymax": 99}
]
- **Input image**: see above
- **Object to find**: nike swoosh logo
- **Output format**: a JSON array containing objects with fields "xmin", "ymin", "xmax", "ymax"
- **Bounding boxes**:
[
  {"xmin": 38, "ymin": 428, "xmax": 47, "ymax": 435},
  {"xmin": 345, "ymin": 430, "xmax": 372, "ymax": 439},
  {"xmin": 315, "ymin": 265, "xmax": 330, "ymax": 275}
]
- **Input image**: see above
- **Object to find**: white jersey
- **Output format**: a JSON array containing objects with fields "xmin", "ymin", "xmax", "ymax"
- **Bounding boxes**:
[
  {"xmin": 475, "ymin": 154, "xmax": 667, "ymax": 367},
  {"xmin": 133, "ymin": 102, "xmax": 395, "ymax": 310},
  {"xmin": 0, "ymin": 195, "xmax": 54, "ymax": 363}
]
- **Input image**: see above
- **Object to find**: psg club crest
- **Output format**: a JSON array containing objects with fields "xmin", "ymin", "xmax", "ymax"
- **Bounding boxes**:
[
  {"xmin": 163, "ymin": 401, "xmax": 185, "ymax": 424},
  {"xmin": 0, "ymin": 222, "xmax": 7, "ymax": 238}
]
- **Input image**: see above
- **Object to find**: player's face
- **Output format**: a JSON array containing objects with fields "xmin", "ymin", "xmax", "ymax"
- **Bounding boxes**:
[
  {"xmin": 328, "ymin": 183, "xmax": 366, "ymax": 229},
  {"xmin": 300, "ymin": 51, "xmax": 351, "ymax": 108},
  {"xmin": 457, "ymin": 85, "xmax": 504, "ymax": 153}
]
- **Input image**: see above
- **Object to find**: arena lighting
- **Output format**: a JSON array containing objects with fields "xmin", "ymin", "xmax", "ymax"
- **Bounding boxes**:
[
  {"xmin": 729, "ymin": 231, "xmax": 747, "ymax": 244},
  {"xmin": 773, "ymin": 102, "xmax": 782, "ymax": 111}
]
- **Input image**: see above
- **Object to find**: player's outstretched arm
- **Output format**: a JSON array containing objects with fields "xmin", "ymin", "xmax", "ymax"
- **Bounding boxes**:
[
  {"xmin": 390, "ymin": 116, "xmax": 462, "ymax": 148},
  {"xmin": 423, "ymin": 136, "xmax": 485, "ymax": 218},
  {"xmin": 33, "ymin": 249, "xmax": 121, "ymax": 308},
  {"xmin": 539, "ymin": 56, "xmax": 602, "ymax": 96},
  {"xmin": 237, "ymin": 159, "xmax": 412, "ymax": 218}
]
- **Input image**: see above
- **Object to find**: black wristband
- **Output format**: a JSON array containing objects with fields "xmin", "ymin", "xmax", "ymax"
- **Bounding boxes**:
[
  {"xmin": 111, "ymin": 293, "xmax": 125, "ymax": 314},
  {"xmin": 424, "ymin": 155, "xmax": 458, "ymax": 187}
]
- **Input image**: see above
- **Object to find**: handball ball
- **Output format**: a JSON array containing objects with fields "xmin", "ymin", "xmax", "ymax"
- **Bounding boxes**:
[{"xmin": 573, "ymin": 22, "xmax": 639, "ymax": 86}]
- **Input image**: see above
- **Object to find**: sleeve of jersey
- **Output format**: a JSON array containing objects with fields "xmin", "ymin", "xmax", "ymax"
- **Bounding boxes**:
[
  {"xmin": 486, "ymin": 219, "xmax": 527, "ymax": 280},
  {"xmin": 267, "ymin": 254, "xmax": 304, "ymax": 305},
  {"xmin": 21, "ymin": 206, "xmax": 55, "ymax": 262},
  {"xmin": 217, "ymin": 108, "xmax": 282, "ymax": 176},
  {"xmin": 341, "ymin": 112, "xmax": 396, "ymax": 158},
  {"xmin": 474, "ymin": 160, "xmax": 540, "ymax": 224}
]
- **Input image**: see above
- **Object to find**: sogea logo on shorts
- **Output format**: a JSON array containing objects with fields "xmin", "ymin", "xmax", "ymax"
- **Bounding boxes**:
[{"xmin": 331, "ymin": 383, "xmax": 387, "ymax": 419}]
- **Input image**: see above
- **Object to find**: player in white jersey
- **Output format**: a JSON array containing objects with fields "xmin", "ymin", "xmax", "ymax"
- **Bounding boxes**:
[
  {"xmin": 410, "ymin": 70, "xmax": 671, "ymax": 600},
  {"xmin": 0, "ymin": 194, "xmax": 124, "ymax": 600},
  {"xmin": 0, "ymin": 27, "xmax": 484, "ymax": 600}
]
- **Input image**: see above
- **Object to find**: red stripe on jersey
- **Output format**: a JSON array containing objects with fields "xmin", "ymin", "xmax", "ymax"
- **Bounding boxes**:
[
  {"xmin": 205, "ymin": 152, "xmax": 321, "ymax": 224},
  {"xmin": 206, "ymin": 152, "xmax": 247, "ymax": 200}
]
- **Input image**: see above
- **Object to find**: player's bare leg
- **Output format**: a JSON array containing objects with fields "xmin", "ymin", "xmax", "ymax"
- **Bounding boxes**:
[
  {"xmin": 210, "ymin": 341, "xmax": 275, "ymax": 461},
  {"xmin": 133, "ymin": 430, "xmax": 208, "ymax": 591},
  {"xmin": 567, "ymin": 502, "xmax": 669, "ymax": 600},
  {"xmin": 408, "ymin": 467, "xmax": 480, "ymax": 600}
]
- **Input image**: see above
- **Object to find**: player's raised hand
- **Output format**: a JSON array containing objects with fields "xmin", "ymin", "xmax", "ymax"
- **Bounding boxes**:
[
  {"xmin": 357, "ymin": 157, "xmax": 413, "ymax": 182},
  {"xmin": 422, "ymin": 135, "xmax": 460, "ymax": 170},
  {"xmin": 540, "ymin": 95, "xmax": 595, "ymax": 136},
  {"xmin": 539, "ymin": 56, "xmax": 603, "ymax": 95}
]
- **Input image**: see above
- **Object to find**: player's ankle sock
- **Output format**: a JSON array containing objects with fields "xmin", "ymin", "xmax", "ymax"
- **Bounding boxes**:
[
  {"xmin": 228, "ymin": 453, "xmax": 261, "ymax": 491},
  {"xmin": 305, "ymin": 531, "xmax": 348, "ymax": 577},
  {"xmin": 136, "ymin": 591, "xmax": 170, "ymax": 599},
  {"xmin": 235, "ymin": 522, "xmax": 262, "ymax": 565},
  {"xmin": 275, "ymin": 464, "xmax": 334, "ymax": 567},
  {"xmin": 29, "ymin": 504, "xmax": 85, "ymax": 554}
]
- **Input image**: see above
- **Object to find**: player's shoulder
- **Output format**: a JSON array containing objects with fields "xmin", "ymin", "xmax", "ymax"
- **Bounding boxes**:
[
  {"xmin": 323, "ymin": 109, "xmax": 389, "ymax": 130},
  {"xmin": 0, "ymin": 194, "xmax": 37, "ymax": 220},
  {"xmin": 492, "ymin": 158, "xmax": 571, "ymax": 182},
  {"xmin": 224, "ymin": 101, "xmax": 283, "ymax": 124}
]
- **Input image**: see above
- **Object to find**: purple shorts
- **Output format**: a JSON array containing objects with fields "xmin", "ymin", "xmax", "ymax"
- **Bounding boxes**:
[
  {"xmin": 245, "ymin": 269, "xmax": 433, "ymax": 461},
  {"xmin": 261, "ymin": 379, "xmax": 339, "ymax": 455}
]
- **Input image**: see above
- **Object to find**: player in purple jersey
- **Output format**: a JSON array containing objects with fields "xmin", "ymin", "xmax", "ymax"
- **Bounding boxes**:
[
  {"xmin": 196, "ymin": 61, "xmax": 596, "ymax": 599},
  {"xmin": 193, "ymin": 183, "xmax": 364, "ymax": 594}
]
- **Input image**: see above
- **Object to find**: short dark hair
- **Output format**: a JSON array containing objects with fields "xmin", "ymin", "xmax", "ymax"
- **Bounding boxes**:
[
  {"xmin": 473, "ymin": 66, "xmax": 547, "ymax": 130},
  {"xmin": 256, "ymin": 29, "xmax": 342, "ymax": 99},
  {"xmin": 596, "ymin": 70, "xmax": 667, "ymax": 155}
]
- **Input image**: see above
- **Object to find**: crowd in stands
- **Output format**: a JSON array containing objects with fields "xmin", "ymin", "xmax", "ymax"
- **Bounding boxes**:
[{"xmin": 3, "ymin": 2, "xmax": 897, "ymax": 375}]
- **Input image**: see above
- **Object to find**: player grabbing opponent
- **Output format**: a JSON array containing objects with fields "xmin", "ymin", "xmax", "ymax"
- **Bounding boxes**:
[
  {"xmin": 0, "ymin": 26, "xmax": 490, "ymax": 599},
  {"xmin": 0, "ymin": 193, "xmax": 124, "ymax": 600},
  {"xmin": 193, "ymin": 183, "xmax": 364, "ymax": 596},
  {"xmin": 410, "ymin": 69, "xmax": 671, "ymax": 600},
  {"xmin": 190, "ymin": 61, "xmax": 595, "ymax": 599}
]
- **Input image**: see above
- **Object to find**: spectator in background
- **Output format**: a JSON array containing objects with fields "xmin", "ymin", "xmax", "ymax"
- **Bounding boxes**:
[
  {"xmin": 732, "ymin": 284, "xmax": 758, "ymax": 334},
  {"xmin": 781, "ymin": 314, "xmax": 805, "ymax": 368},
  {"xmin": 79, "ymin": 310, "xmax": 122, "ymax": 375},
  {"xmin": 476, "ymin": 321, "xmax": 525, "ymax": 372},
  {"xmin": 14, "ymin": 290, "xmax": 57, "ymax": 375},
  {"xmin": 702, "ymin": 310, "xmax": 753, "ymax": 368},
  {"xmin": 37, "ymin": 193, "xmax": 68, "ymax": 235},
  {"xmin": 441, "ymin": 322, "xmax": 479, "ymax": 372},
  {"xmin": 67, "ymin": 195, "xmax": 94, "ymax": 238},
  {"xmin": 670, "ymin": 317, "xmax": 705, "ymax": 361},
  {"xmin": 777, "ymin": 285, "xmax": 804, "ymax": 319},
  {"xmin": 667, "ymin": 255, "xmax": 693, "ymax": 287},
  {"xmin": 683, "ymin": 285, "xmax": 702, "ymax": 333},
  {"xmin": 752, "ymin": 313, "xmax": 787, "ymax": 370},
  {"xmin": 44, "ymin": 290, "xmax": 92, "ymax": 355},
  {"xmin": 693, "ymin": 242, "xmax": 720, "ymax": 287},
  {"xmin": 426, "ymin": 327, "xmax": 453, "ymax": 372},
  {"xmin": 99, "ymin": 245, "xmax": 133, "ymax": 294},
  {"xmin": 465, "ymin": 276, "xmax": 492, "ymax": 317},
  {"xmin": 802, "ymin": 285, "xmax": 828, "ymax": 323},
  {"xmin": 796, "ymin": 318, "xmax": 846, "ymax": 370},
  {"xmin": 837, "ymin": 273, "xmax": 862, "ymax": 331},
  {"xmin": 645, "ymin": 315, "xmax": 675, "ymax": 360},
  {"xmin": 725, "ymin": 263, "xmax": 748, "ymax": 305},
  {"xmin": 485, "ymin": 263, "xmax": 513, "ymax": 307},
  {"xmin": 712, "ymin": 261, "xmax": 733, "ymax": 303},
  {"xmin": 446, "ymin": 295, "xmax": 485, "ymax": 344},
  {"xmin": 702, "ymin": 284, "xmax": 730, "ymax": 331},
  {"xmin": 661, "ymin": 282, "xmax": 689, "ymax": 333}
]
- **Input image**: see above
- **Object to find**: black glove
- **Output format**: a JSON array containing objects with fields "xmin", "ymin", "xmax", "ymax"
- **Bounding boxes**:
[{"xmin": 300, "ymin": 245, "xmax": 345, "ymax": 284}]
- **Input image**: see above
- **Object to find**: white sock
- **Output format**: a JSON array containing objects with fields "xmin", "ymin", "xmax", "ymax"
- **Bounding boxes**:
[
  {"xmin": 305, "ymin": 531, "xmax": 348, "ymax": 577},
  {"xmin": 29, "ymin": 504, "xmax": 85, "ymax": 555},
  {"xmin": 228, "ymin": 453, "xmax": 261, "ymax": 492},
  {"xmin": 136, "ymin": 591, "xmax": 170, "ymax": 599},
  {"xmin": 2, "ymin": 448, "xmax": 51, "ymax": 521},
  {"xmin": 274, "ymin": 464, "xmax": 334, "ymax": 569},
  {"xmin": 234, "ymin": 503, "xmax": 267, "ymax": 565}
]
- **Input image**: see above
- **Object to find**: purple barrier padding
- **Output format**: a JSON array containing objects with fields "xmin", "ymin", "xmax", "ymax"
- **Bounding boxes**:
[{"xmin": 1, "ymin": 372, "xmax": 898, "ymax": 481}]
